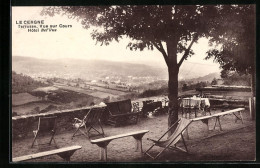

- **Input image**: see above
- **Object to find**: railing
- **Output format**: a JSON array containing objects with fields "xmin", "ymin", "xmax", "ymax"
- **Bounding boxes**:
[{"xmin": 12, "ymin": 105, "xmax": 106, "ymax": 140}]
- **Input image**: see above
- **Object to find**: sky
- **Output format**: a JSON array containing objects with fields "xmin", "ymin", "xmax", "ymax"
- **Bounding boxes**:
[{"xmin": 12, "ymin": 6, "xmax": 221, "ymax": 75}]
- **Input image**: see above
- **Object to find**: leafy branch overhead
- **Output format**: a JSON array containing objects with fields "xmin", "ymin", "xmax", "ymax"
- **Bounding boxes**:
[
  {"xmin": 41, "ymin": 5, "xmax": 254, "ymax": 71},
  {"xmin": 41, "ymin": 5, "xmax": 218, "ymax": 66}
]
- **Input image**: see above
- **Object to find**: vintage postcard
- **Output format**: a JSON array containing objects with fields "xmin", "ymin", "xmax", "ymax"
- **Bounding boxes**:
[{"xmin": 11, "ymin": 5, "xmax": 256, "ymax": 163}]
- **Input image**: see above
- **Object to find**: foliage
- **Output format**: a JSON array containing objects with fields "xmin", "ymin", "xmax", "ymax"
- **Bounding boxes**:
[
  {"xmin": 182, "ymin": 81, "xmax": 209, "ymax": 91},
  {"xmin": 139, "ymin": 87, "xmax": 168, "ymax": 98},
  {"xmin": 221, "ymin": 71, "xmax": 251, "ymax": 86},
  {"xmin": 41, "ymin": 6, "xmax": 222, "ymax": 64},
  {"xmin": 211, "ymin": 78, "xmax": 218, "ymax": 85},
  {"xmin": 205, "ymin": 5, "xmax": 255, "ymax": 75},
  {"xmin": 12, "ymin": 71, "xmax": 49, "ymax": 93}
]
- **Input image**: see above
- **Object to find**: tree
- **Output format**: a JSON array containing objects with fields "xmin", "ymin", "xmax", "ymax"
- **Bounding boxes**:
[
  {"xmin": 42, "ymin": 5, "xmax": 254, "ymax": 133},
  {"xmin": 205, "ymin": 5, "xmax": 255, "ymax": 93},
  {"xmin": 182, "ymin": 83, "xmax": 188, "ymax": 91},
  {"xmin": 211, "ymin": 78, "xmax": 218, "ymax": 85},
  {"xmin": 204, "ymin": 5, "xmax": 255, "ymax": 119}
]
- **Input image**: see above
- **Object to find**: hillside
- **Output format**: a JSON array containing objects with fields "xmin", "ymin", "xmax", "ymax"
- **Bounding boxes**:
[
  {"xmin": 186, "ymin": 72, "xmax": 220, "ymax": 83},
  {"xmin": 12, "ymin": 56, "xmax": 168, "ymax": 79},
  {"xmin": 12, "ymin": 56, "xmax": 220, "ymax": 80},
  {"xmin": 12, "ymin": 71, "xmax": 49, "ymax": 93}
]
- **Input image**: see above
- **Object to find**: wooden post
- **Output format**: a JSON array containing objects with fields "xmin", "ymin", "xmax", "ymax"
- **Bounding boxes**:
[
  {"xmin": 100, "ymin": 147, "xmax": 107, "ymax": 161},
  {"xmin": 249, "ymin": 97, "xmax": 256, "ymax": 120},
  {"xmin": 251, "ymin": 97, "xmax": 255, "ymax": 120},
  {"xmin": 133, "ymin": 134, "xmax": 146, "ymax": 155},
  {"xmin": 135, "ymin": 139, "xmax": 142, "ymax": 154},
  {"xmin": 249, "ymin": 97, "xmax": 252, "ymax": 119},
  {"xmin": 186, "ymin": 126, "xmax": 189, "ymax": 140}
]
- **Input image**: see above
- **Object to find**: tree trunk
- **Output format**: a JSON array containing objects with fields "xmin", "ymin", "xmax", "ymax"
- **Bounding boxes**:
[
  {"xmin": 166, "ymin": 38, "xmax": 180, "ymax": 135},
  {"xmin": 168, "ymin": 66, "xmax": 179, "ymax": 135}
]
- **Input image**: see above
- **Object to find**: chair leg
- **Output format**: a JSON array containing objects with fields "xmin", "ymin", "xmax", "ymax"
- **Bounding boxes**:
[
  {"xmin": 99, "ymin": 120, "xmax": 105, "ymax": 137},
  {"xmin": 79, "ymin": 128, "xmax": 89, "ymax": 138},
  {"xmin": 87, "ymin": 122, "xmax": 105, "ymax": 138},
  {"xmin": 143, "ymin": 144, "xmax": 156, "ymax": 158},
  {"xmin": 186, "ymin": 126, "xmax": 190, "ymax": 140},
  {"xmin": 181, "ymin": 133, "xmax": 188, "ymax": 153},
  {"xmin": 72, "ymin": 126, "xmax": 81, "ymax": 139},
  {"xmin": 154, "ymin": 144, "xmax": 170, "ymax": 160},
  {"xmin": 31, "ymin": 132, "xmax": 38, "ymax": 148},
  {"xmin": 49, "ymin": 131, "xmax": 56, "ymax": 145}
]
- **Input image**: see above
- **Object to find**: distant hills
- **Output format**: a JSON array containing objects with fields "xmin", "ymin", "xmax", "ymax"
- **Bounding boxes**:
[
  {"xmin": 186, "ymin": 72, "xmax": 220, "ymax": 83},
  {"xmin": 12, "ymin": 56, "xmax": 220, "ymax": 81}
]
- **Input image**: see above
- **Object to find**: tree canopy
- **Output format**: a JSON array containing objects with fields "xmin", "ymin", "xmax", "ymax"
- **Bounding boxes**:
[
  {"xmin": 42, "ymin": 5, "xmax": 223, "ymax": 67},
  {"xmin": 42, "ymin": 5, "xmax": 254, "ymax": 70},
  {"xmin": 205, "ymin": 5, "xmax": 255, "ymax": 75}
]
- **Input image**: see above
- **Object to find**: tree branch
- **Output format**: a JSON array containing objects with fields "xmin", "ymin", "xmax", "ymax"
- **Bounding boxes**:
[
  {"xmin": 178, "ymin": 34, "xmax": 198, "ymax": 68},
  {"xmin": 152, "ymin": 41, "xmax": 169, "ymax": 66}
]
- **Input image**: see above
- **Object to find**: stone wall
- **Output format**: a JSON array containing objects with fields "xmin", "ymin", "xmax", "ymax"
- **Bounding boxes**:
[{"xmin": 12, "ymin": 105, "xmax": 106, "ymax": 140}]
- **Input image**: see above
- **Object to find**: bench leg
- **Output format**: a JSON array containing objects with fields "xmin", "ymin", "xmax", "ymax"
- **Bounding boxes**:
[
  {"xmin": 100, "ymin": 147, "xmax": 107, "ymax": 161},
  {"xmin": 135, "ymin": 139, "xmax": 142, "ymax": 154},
  {"xmin": 133, "ymin": 134, "xmax": 146, "ymax": 155},
  {"xmin": 58, "ymin": 150, "xmax": 78, "ymax": 162},
  {"xmin": 213, "ymin": 116, "xmax": 222, "ymax": 131},
  {"xmin": 97, "ymin": 142, "xmax": 110, "ymax": 161},
  {"xmin": 201, "ymin": 119, "xmax": 209, "ymax": 132},
  {"xmin": 233, "ymin": 112, "xmax": 244, "ymax": 124}
]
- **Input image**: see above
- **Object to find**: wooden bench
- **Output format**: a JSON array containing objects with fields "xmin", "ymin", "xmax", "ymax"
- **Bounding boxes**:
[
  {"xmin": 91, "ymin": 130, "xmax": 149, "ymax": 161},
  {"xmin": 187, "ymin": 108, "xmax": 245, "ymax": 138},
  {"xmin": 105, "ymin": 99, "xmax": 141, "ymax": 126},
  {"xmin": 12, "ymin": 145, "xmax": 82, "ymax": 162},
  {"xmin": 211, "ymin": 107, "xmax": 245, "ymax": 130}
]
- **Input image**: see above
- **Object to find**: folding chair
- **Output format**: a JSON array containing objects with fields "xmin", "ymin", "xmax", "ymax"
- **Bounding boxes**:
[
  {"xmin": 144, "ymin": 118, "xmax": 192, "ymax": 160},
  {"xmin": 181, "ymin": 98, "xmax": 199, "ymax": 118},
  {"xmin": 72, "ymin": 107, "xmax": 105, "ymax": 139},
  {"xmin": 31, "ymin": 116, "xmax": 57, "ymax": 148}
]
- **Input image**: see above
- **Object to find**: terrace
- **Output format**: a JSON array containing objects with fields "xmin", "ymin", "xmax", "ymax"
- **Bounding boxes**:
[{"xmin": 12, "ymin": 104, "xmax": 255, "ymax": 162}]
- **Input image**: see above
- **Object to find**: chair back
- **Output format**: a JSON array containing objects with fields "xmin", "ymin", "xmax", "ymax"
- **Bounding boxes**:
[
  {"xmin": 84, "ymin": 107, "xmax": 105, "ymax": 125},
  {"xmin": 160, "ymin": 118, "xmax": 191, "ymax": 146},
  {"xmin": 117, "ymin": 99, "xmax": 132, "ymax": 113},
  {"xmin": 106, "ymin": 102, "xmax": 121, "ymax": 115},
  {"xmin": 132, "ymin": 102, "xmax": 140, "ymax": 113},
  {"xmin": 37, "ymin": 116, "xmax": 57, "ymax": 132},
  {"xmin": 182, "ymin": 98, "xmax": 191, "ymax": 107}
]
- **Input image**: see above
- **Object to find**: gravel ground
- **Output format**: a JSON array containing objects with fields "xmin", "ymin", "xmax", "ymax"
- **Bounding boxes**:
[{"xmin": 12, "ymin": 109, "xmax": 255, "ymax": 163}]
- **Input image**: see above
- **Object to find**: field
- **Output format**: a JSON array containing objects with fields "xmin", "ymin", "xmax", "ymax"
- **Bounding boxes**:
[
  {"xmin": 12, "ymin": 87, "xmax": 103, "ymax": 116},
  {"xmin": 54, "ymin": 82, "xmax": 128, "ymax": 98},
  {"xmin": 12, "ymin": 102, "xmax": 56, "ymax": 115},
  {"xmin": 12, "ymin": 93, "xmax": 42, "ymax": 106}
]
